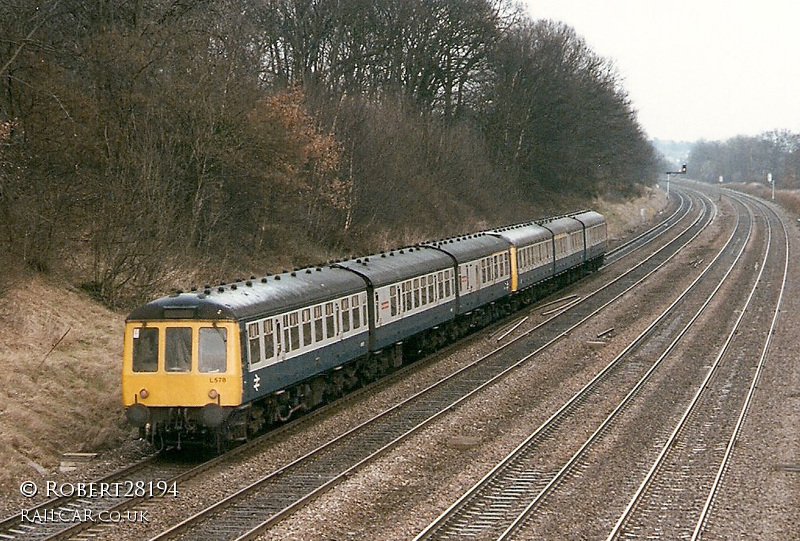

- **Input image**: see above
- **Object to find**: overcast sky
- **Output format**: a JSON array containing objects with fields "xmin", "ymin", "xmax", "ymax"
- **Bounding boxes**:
[{"xmin": 524, "ymin": 0, "xmax": 800, "ymax": 142}]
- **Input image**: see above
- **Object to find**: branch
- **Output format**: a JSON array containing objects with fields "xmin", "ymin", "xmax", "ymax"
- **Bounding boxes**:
[{"xmin": 0, "ymin": 0, "xmax": 60, "ymax": 78}]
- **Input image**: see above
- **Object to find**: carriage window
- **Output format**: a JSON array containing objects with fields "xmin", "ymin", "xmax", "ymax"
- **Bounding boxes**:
[
  {"xmin": 341, "ymin": 297, "xmax": 351, "ymax": 333},
  {"xmin": 420, "ymin": 276, "xmax": 428, "ymax": 305},
  {"xmin": 247, "ymin": 322, "xmax": 261, "ymax": 365},
  {"xmin": 314, "ymin": 306, "xmax": 324, "ymax": 341},
  {"xmin": 325, "ymin": 302, "xmax": 336, "ymax": 338},
  {"xmin": 289, "ymin": 312, "xmax": 300, "ymax": 350},
  {"xmin": 428, "ymin": 275, "xmax": 435, "ymax": 301},
  {"xmin": 302, "ymin": 309, "xmax": 312, "ymax": 346},
  {"xmin": 444, "ymin": 270, "xmax": 452, "ymax": 297},
  {"xmin": 132, "ymin": 327, "xmax": 158, "ymax": 372},
  {"xmin": 390, "ymin": 286, "xmax": 398, "ymax": 316},
  {"xmin": 352, "ymin": 295, "xmax": 362, "ymax": 328},
  {"xmin": 438, "ymin": 272, "xmax": 444, "ymax": 298},
  {"xmin": 199, "ymin": 327, "xmax": 227, "ymax": 373},
  {"xmin": 165, "ymin": 327, "xmax": 192, "ymax": 372},
  {"xmin": 264, "ymin": 320, "xmax": 275, "ymax": 360}
]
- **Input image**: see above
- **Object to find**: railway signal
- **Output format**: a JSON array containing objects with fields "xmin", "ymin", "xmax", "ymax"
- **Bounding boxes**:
[{"xmin": 665, "ymin": 164, "xmax": 687, "ymax": 195}]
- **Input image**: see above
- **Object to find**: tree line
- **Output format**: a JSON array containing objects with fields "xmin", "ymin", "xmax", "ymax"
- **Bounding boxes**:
[
  {"xmin": 687, "ymin": 131, "xmax": 800, "ymax": 187},
  {"xmin": 0, "ymin": 0, "xmax": 658, "ymax": 306}
]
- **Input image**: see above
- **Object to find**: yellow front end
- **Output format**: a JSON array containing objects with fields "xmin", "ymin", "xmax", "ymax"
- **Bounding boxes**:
[{"xmin": 122, "ymin": 321, "xmax": 242, "ymax": 409}]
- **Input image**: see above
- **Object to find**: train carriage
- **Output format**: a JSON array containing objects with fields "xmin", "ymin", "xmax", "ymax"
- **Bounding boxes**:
[
  {"xmin": 541, "ymin": 216, "xmax": 586, "ymax": 275},
  {"xmin": 335, "ymin": 247, "xmax": 457, "ymax": 351},
  {"xmin": 571, "ymin": 210, "xmax": 607, "ymax": 267},
  {"xmin": 123, "ymin": 267, "xmax": 370, "ymax": 441},
  {"xmin": 426, "ymin": 233, "xmax": 512, "ymax": 314},
  {"xmin": 489, "ymin": 223, "xmax": 553, "ymax": 292}
]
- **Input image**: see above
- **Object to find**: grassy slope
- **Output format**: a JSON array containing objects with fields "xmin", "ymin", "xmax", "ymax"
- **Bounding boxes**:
[
  {"xmin": 0, "ymin": 188, "xmax": 668, "ymax": 496},
  {"xmin": 0, "ymin": 276, "xmax": 129, "ymax": 492}
]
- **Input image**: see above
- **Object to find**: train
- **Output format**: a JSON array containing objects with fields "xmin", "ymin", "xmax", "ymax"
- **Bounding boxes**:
[{"xmin": 122, "ymin": 211, "xmax": 607, "ymax": 448}]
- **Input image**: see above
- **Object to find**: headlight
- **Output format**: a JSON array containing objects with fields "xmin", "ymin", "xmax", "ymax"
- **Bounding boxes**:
[
  {"xmin": 139, "ymin": 388, "xmax": 149, "ymax": 399},
  {"xmin": 208, "ymin": 389, "xmax": 219, "ymax": 399}
]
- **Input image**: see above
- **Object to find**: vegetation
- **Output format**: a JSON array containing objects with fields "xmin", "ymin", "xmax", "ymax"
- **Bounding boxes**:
[
  {"xmin": 687, "ymin": 131, "xmax": 800, "ymax": 187},
  {"xmin": 1, "ymin": 0, "xmax": 658, "ymax": 307}
]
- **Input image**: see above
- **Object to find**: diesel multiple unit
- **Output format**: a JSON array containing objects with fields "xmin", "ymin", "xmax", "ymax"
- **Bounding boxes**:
[{"xmin": 122, "ymin": 211, "xmax": 607, "ymax": 447}]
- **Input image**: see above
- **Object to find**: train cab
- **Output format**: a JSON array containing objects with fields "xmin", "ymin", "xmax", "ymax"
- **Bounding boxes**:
[{"xmin": 122, "ymin": 297, "xmax": 243, "ymax": 442}]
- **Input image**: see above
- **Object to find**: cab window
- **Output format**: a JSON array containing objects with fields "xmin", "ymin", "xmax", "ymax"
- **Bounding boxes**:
[
  {"xmin": 165, "ymin": 327, "xmax": 192, "ymax": 372},
  {"xmin": 132, "ymin": 327, "xmax": 158, "ymax": 372},
  {"xmin": 199, "ymin": 327, "xmax": 227, "ymax": 373}
]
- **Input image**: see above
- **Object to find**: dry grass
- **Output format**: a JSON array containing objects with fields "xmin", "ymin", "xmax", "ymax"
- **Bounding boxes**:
[
  {"xmin": 595, "ymin": 186, "xmax": 669, "ymax": 246},
  {"xmin": 734, "ymin": 183, "xmax": 800, "ymax": 215},
  {"xmin": 0, "ymin": 273, "xmax": 129, "ymax": 494}
]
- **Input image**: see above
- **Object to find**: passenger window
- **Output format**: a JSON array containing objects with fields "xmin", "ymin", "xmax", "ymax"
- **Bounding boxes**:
[
  {"xmin": 352, "ymin": 295, "xmax": 361, "ymax": 328},
  {"xmin": 289, "ymin": 312, "xmax": 300, "ymax": 350},
  {"xmin": 165, "ymin": 327, "xmax": 192, "ymax": 372},
  {"xmin": 264, "ymin": 320, "xmax": 275, "ymax": 360},
  {"xmin": 247, "ymin": 322, "xmax": 261, "ymax": 366},
  {"xmin": 132, "ymin": 327, "xmax": 158, "ymax": 372},
  {"xmin": 199, "ymin": 327, "xmax": 227, "ymax": 373},
  {"xmin": 341, "ymin": 297, "xmax": 351, "ymax": 333},
  {"xmin": 302, "ymin": 309, "xmax": 312, "ymax": 346},
  {"xmin": 325, "ymin": 303, "xmax": 335, "ymax": 338},
  {"xmin": 314, "ymin": 306, "xmax": 324, "ymax": 341},
  {"xmin": 283, "ymin": 315, "xmax": 291, "ymax": 352},
  {"xmin": 390, "ymin": 286, "xmax": 397, "ymax": 316}
]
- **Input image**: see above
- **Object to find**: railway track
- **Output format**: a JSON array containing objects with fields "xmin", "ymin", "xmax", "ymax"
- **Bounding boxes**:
[
  {"xmin": 414, "ymin": 187, "xmax": 788, "ymax": 540},
  {"xmin": 141, "ymin": 189, "xmax": 713, "ymax": 540},
  {"xmin": 413, "ymin": 189, "xmax": 748, "ymax": 540},
  {"xmin": 606, "ymin": 191, "xmax": 789, "ymax": 541}
]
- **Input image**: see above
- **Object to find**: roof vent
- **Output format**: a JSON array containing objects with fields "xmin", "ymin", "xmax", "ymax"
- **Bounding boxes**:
[
  {"xmin": 231, "ymin": 284, "xmax": 237, "ymax": 290},
  {"xmin": 261, "ymin": 277, "xmax": 268, "ymax": 283},
  {"xmin": 306, "ymin": 269, "xmax": 312, "ymax": 274}
]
